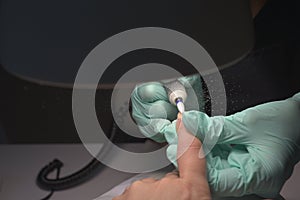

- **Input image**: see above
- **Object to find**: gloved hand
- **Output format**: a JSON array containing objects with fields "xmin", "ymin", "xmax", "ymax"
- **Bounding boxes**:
[
  {"xmin": 131, "ymin": 76, "xmax": 300, "ymax": 198},
  {"xmin": 131, "ymin": 74, "xmax": 205, "ymax": 142},
  {"xmin": 181, "ymin": 92, "xmax": 300, "ymax": 198}
]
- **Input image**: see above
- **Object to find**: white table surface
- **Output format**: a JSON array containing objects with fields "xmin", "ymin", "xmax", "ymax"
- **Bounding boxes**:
[
  {"xmin": 0, "ymin": 144, "xmax": 140, "ymax": 200},
  {"xmin": 0, "ymin": 144, "xmax": 299, "ymax": 200}
]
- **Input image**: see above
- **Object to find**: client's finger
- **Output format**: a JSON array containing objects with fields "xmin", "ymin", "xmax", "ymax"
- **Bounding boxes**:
[
  {"xmin": 164, "ymin": 170, "xmax": 179, "ymax": 179},
  {"xmin": 176, "ymin": 113, "xmax": 207, "ymax": 182}
]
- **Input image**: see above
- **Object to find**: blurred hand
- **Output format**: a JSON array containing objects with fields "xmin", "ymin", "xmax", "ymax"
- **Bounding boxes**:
[{"xmin": 113, "ymin": 113, "xmax": 211, "ymax": 200}]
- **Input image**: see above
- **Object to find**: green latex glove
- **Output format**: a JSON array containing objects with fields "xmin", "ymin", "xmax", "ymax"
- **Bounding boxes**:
[
  {"xmin": 131, "ymin": 74, "xmax": 205, "ymax": 143},
  {"xmin": 182, "ymin": 92, "xmax": 300, "ymax": 198},
  {"xmin": 131, "ymin": 74, "xmax": 300, "ymax": 198}
]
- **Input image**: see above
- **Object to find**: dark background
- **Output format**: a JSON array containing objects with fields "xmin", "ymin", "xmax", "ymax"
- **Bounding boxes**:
[{"xmin": 0, "ymin": 0, "xmax": 299, "ymax": 143}]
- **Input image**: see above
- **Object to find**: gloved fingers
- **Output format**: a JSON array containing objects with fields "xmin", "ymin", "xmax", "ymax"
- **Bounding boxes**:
[
  {"xmin": 166, "ymin": 144, "xmax": 178, "ymax": 167},
  {"xmin": 165, "ymin": 137, "xmax": 282, "ymax": 198},
  {"xmin": 207, "ymin": 149, "xmax": 282, "ymax": 198},
  {"xmin": 182, "ymin": 111, "xmax": 247, "ymax": 145},
  {"xmin": 138, "ymin": 118, "xmax": 177, "ymax": 143},
  {"xmin": 131, "ymin": 82, "xmax": 178, "ymax": 143},
  {"xmin": 178, "ymin": 74, "xmax": 201, "ymax": 88},
  {"xmin": 166, "ymin": 144, "xmax": 232, "ymax": 171},
  {"xmin": 208, "ymin": 166, "xmax": 248, "ymax": 197},
  {"xmin": 177, "ymin": 74, "xmax": 205, "ymax": 112},
  {"xmin": 131, "ymin": 83, "xmax": 178, "ymax": 122},
  {"xmin": 145, "ymin": 100, "xmax": 177, "ymax": 120},
  {"xmin": 292, "ymin": 91, "xmax": 300, "ymax": 102},
  {"xmin": 176, "ymin": 113, "xmax": 208, "ymax": 183},
  {"xmin": 166, "ymin": 143, "xmax": 276, "ymax": 197},
  {"xmin": 134, "ymin": 82, "xmax": 168, "ymax": 103},
  {"xmin": 131, "ymin": 100, "xmax": 177, "ymax": 124}
]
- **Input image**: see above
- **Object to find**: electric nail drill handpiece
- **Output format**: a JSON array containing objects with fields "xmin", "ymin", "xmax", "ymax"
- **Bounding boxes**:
[{"xmin": 163, "ymin": 80, "xmax": 187, "ymax": 113}]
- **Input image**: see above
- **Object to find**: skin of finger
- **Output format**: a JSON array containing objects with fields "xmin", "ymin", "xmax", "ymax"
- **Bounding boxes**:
[
  {"xmin": 176, "ymin": 113, "xmax": 212, "ymax": 199},
  {"xmin": 140, "ymin": 177, "xmax": 158, "ymax": 183},
  {"xmin": 113, "ymin": 179, "xmax": 183, "ymax": 200},
  {"xmin": 113, "ymin": 174, "xmax": 212, "ymax": 200},
  {"xmin": 160, "ymin": 177, "xmax": 211, "ymax": 200},
  {"xmin": 176, "ymin": 113, "xmax": 207, "ymax": 180},
  {"xmin": 164, "ymin": 171, "xmax": 179, "ymax": 179},
  {"xmin": 177, "ymin": 116, "xmax": 211, "ymax": 199},
  {"xmin": 113, "ymin": 181, "xmax": 156, "ymax": 200}
]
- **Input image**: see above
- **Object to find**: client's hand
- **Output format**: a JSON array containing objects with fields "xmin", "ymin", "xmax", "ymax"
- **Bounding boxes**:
[{"xmin": 113, "ymin": 113, "xmax": 211, "ymax": 200}]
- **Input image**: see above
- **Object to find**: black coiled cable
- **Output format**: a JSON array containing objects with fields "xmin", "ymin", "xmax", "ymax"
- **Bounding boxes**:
[{"xmin": 36, "ymin": 122, "xmax": 118, "ymax": 199}]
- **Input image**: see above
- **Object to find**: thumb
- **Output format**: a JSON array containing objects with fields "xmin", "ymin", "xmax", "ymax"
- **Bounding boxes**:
[{"xmin": 176, "ymin": 113, "xmax": 207, "ymax": 182}]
